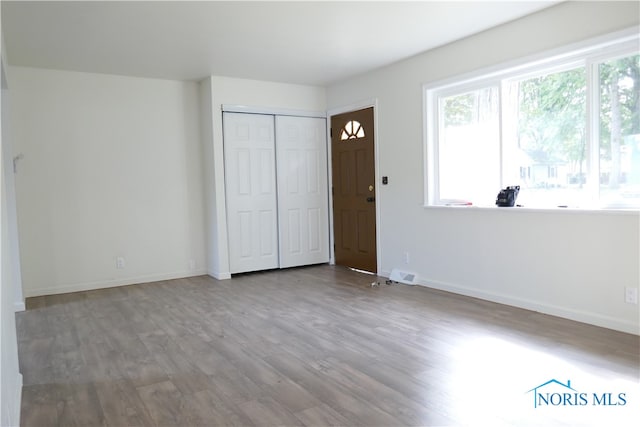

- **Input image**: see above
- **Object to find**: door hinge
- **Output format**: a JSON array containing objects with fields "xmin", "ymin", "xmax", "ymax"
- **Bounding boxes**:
[{"xmin": 330, "ymin": 128, "xmax": 333, "ymax": 138}]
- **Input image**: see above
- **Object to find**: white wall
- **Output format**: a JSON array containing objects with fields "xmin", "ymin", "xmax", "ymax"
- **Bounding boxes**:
[
  {"xmin": 326, "ymin": 1, "xmax": 640, "ymax": 334},
  {"xmin": 200, "ymin": 76, "xmax": 326, "ymax": 278},
  {"xmin": 1, "ymin": 7, "xmax": 23, "ymax": 424},
  {"xmin": 10, "ymin": 67, "xmax": 207, "ymax": 297},
  {"xmin": 1, "ymin": 68, "xmax": 23, "ymax": 315}
]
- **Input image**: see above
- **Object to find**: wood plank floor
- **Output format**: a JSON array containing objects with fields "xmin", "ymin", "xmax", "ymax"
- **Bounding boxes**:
[{"xmin": 17, "ymin": 265, "xmax": 639, "ymax": 426}]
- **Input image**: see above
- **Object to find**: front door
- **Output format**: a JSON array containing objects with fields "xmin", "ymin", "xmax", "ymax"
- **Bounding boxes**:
[{"xmin": 330, "ymin": 107, "xmax": 377, "ymax": 273}]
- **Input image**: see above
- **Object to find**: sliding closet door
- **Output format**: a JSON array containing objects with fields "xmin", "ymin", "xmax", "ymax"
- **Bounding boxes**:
[
  {"xmin": 276, "ymin": 116, "xmax": 330, "ymax": 268},
  {"xmin": 223, "ymin": 112, "xmax": 279, "ymax": 274}
]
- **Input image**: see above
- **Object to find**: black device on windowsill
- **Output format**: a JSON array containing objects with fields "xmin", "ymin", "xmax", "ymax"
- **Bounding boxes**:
[{"xmin": 496, "ymin": 185, "xmax": 520, "ymax": 207}]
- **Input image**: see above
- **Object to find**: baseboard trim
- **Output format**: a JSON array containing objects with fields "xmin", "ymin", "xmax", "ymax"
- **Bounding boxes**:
[
  {"xmin": 379, "ymin": 270, "xmax": 639, "ymax": 335},
  {"xmin": 13, "ymin": 300, "xmax": 25, "ymax": 312},
  {"xmin": 208, "ymin": 270, "xmax": 232, "ymax": 280},
  {"xmin": 24, "ymin": 269, "xmax": 209, "ymax": 298}
]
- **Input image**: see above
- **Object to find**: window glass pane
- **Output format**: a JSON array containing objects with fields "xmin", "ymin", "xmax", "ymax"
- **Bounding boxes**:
[
  {"xmin": 599, "ymin": 54, "xmax": 640, "ymax": 208},
  {"xmin": 438, "ymin": 87, "xmax": 499, "ymax": 204},
  {"xmin": 509, "ymin": 67, "xmax": 588, "ymax": 207}
]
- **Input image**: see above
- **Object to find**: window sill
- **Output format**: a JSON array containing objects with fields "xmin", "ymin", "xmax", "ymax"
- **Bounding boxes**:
[{"xmin": 423, "ymin": 204, "xmax": 640, "ymax": 216}]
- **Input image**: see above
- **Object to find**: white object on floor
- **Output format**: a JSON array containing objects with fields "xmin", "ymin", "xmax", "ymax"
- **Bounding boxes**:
[{"xmin": 389, "ymin": 269, "xmax": 417, "ymax": 285}]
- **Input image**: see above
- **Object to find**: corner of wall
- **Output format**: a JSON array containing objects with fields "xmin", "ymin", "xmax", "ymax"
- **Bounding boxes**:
[{"xmin": 199, "ymin": 76, "xmax": 220, "ymax": 276}]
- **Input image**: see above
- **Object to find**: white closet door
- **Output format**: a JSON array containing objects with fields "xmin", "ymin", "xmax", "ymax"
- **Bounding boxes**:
[
  {"xmin": 276, "ymin": 116, "xmax": 330, "ymax": 268},
  {"xmin": 224, "ymin": 112, "xmax": 279, "ymax": 274}
]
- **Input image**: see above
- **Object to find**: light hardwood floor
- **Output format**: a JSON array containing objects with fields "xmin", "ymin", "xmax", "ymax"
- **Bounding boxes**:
[{"xmin": 17, "ymin": 265, "xmax": 639, "ymax": 426}]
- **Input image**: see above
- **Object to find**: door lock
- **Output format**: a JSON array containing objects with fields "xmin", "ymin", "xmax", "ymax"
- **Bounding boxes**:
[{"xmin": 368, "ymin": 185, "xmax": 374, "ymax": 192}]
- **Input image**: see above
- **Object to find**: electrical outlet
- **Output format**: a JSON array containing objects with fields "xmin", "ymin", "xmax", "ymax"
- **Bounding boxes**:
[
  {"xmin": 404, "ymin": 252, "xmax": 410, "ymax": 264},
  {"xmin": 116, "ymin": 256, "xmax": 125, "ymax": 269},
  {"xmin": 625, "ymin": 287, "xmax": 638, "ymax": 304}
]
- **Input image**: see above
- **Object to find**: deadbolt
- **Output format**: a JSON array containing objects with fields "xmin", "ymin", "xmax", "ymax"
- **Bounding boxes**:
[{"xmin": 368, "ymin": 185, "xmax": 374, "ymax": 192}]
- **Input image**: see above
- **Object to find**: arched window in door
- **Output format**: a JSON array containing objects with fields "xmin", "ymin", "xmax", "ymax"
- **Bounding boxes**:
[{"xmin": 340, "ymin": 120, "xmax": 365, "ymax": 140}]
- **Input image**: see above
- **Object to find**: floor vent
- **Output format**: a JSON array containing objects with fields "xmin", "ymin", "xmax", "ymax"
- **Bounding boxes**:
[{"xmin": 389, "ymin": 269, "xmax": 417, "ymax": 285}]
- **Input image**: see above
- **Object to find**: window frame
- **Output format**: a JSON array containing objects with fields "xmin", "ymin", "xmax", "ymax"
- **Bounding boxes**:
[{"xmin": 423, "ymin": 28, "xmax": 640, "ymax": 210}]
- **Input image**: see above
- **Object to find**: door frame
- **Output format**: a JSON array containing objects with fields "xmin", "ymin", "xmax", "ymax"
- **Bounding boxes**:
[{"xmin": 326, "ymin": 99, "xmax": 380, "ymax": 274}]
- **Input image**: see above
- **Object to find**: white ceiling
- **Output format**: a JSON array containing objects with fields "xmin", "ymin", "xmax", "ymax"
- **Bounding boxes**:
[{"xmin": 2, "ymin": 1, "xmax": 560, "ymax": 86}]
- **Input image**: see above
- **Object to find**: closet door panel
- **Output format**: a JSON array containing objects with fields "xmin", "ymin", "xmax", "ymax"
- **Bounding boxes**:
[
  {"xmin": 224, "ymin": 112, "xmax": 278, "ymax": 274},
  {"xmin": 276, "ymin": 116, "xmax": 330, "ymax": 268}
]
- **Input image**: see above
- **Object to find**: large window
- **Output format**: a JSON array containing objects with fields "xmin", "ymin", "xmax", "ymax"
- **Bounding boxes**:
[{"xmin": 425, "ymin": 33, "xmax": 639, "ymax": 209}]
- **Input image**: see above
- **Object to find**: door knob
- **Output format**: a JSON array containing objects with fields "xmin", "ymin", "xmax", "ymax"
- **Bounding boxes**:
[{"xmin": 366, "ymin": 197, "xmax": 375, "ymax": 203}]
